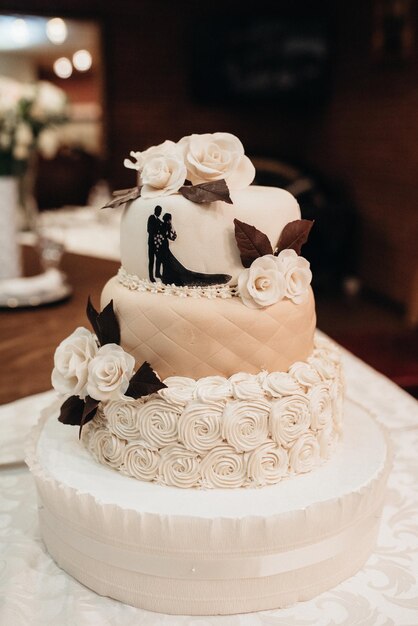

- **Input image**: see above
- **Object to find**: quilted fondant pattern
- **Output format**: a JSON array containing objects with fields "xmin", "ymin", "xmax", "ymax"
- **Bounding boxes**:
[{"xmin": 101, "ymin": 277, "xmax": 316, "ymax": 379}]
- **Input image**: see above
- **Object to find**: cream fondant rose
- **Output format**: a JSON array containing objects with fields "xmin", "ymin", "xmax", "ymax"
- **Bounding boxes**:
[
  {"xmin": 141, "ymin": 153, "xmax": 186, "ymax": 198},
  {"xmin": 51, "ymin": 327, "xmax": 98, "ymax": 399},
  {"xmin": 288, "ymin": 432, "xmax": 320, "ymax": 474},
  {"xmin": 136, "ymin": 398, "xmax": 180, "ymax": 448},
  {"xmin": 229, "ymin": 372, "xmax": 265, "ymax": 400},
  {"xmin": 262, "ymin": 371, "xmax": 302, "ymax": 398},
  {"xmin": 88, "ymin": 427, "xmax": 125, "ymax": 468},
  {"xmin": 238, "ymin": 255, "xmax": 286, "ymax": 309},
  {"xmin": 159, "ymin": 376, "xmax": 196, "ymax": 407},
  {"xmin": 179, "ymin": 132, "xmax": 255, "ymax": 190},
  {"xmin": 103, "ymin": 399, "xmax": 142, "ymax": 440},
  {"xmin": 269, "ymin": 395, "xmax": 311, "ymax": 447},
  {"xmin": 247, "ymin": 441, "xmax": 289, "ymax": 486},
  {"xmin": 178, "ymin": 401, "xmax": 223, "ymax": 453},
  {"xmin": 87, "ymin": 344, "xmax": 135, "ymax": 402},
  {"xmin": 194, "ymin": 376, "xmax": 232, "ymax": 403},
  {"xmin": 122, "ymin": 442, "xmax": 159, "ymax": 481},
  {"xmin": 222, "ymin": 400, "xmax": 269, "ymax": 452},
  {"xmin": 309, "ymin": 383, "xmax": 333, "ymax": 431},
  {"xmin": 158, "ymin": 444, "xmax": 200, "ymax": 488},
  {"xmin": 200, "ymin": 444, "xmax": 247, "ymax": 488},
  {"xmin": 275, "ymin": 249, "xmax": 312, "ymax": 304}
]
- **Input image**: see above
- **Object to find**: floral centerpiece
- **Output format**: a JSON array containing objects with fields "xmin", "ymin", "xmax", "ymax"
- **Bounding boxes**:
[
  {"xmin": 0, "ymin": 76, "xmax": 67, "ymax": 279},
  {"xmin": 0, "ymin": 75, "xmax": 67, "ymax": 176}
]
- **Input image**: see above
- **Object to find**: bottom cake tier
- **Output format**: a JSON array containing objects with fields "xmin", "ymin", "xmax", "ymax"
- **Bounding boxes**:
[{"xmin": 26, "ymin": 399, "xmax": 391, "ymax": 616}]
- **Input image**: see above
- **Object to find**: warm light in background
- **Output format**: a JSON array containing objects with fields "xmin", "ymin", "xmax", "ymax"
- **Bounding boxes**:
[
  {"xmin": 53, "ymin": 56, "xmax": 72, "ymax": 79},
  {"xmin": 46, "ymin": 17, "xmax": 67, "ymax": 45},
  {"xmin": 73, "ymin": 49, "xmax": 92, "ymax": 72},
  {"xmin": 11, "ymin": 18, "xmax": 29, "ymax": 45}
]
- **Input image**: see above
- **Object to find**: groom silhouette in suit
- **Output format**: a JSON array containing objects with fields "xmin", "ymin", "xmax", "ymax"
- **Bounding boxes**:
[{"xmin": 147, "ymin": 205, "xmax": 163, "ymax": 282}]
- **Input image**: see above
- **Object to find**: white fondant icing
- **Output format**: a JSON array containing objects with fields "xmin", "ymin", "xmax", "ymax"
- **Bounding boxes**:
[{"xmin": 120, "ymin": 186, "xmax": 300, "ymax": 284}]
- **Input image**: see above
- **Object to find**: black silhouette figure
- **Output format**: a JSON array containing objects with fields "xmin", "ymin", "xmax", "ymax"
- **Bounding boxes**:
[
  {"xmin": 147, "ymin": 205, "xmax": 163, "ymax": 282},
  {"xmin": 148, "ymin": 209, "xmax": 231, "ymax": 287}
]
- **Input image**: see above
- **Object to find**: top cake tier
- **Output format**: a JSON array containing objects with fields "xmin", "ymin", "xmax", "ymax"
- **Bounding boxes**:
[{"xmin": 121, "ymin": 186, "xmax": 300, "ymax": 285}]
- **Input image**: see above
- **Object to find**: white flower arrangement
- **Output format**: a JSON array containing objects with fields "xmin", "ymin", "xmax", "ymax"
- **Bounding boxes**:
[
  {"xmin": 123, "ymin": 132, "xmax": 255, "ymax": 198},
  {"xmin": 0, "ymin": 76, "xmax": 67, "ymax": 176},
  {"xmin": 237, "ymin": 249, "xmax": 312, "ymax": 309}
]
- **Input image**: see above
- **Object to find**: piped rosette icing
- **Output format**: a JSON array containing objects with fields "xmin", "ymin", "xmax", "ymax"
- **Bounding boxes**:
[{"xmin": 83, "ymin": 335, "xmax": 344, "ymax": 489}]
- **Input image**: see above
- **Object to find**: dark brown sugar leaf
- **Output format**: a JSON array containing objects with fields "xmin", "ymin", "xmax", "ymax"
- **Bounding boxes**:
[
  {"xmin": 125, "ymin": 361, "xmax": 167, "ymax": 399},
  {"xmin": 233, "ymin": 218, "xmax": 273, "ymax": 268},
  {"xmin": 179, "ymin": 179, "xmax": 233, "ymax": 204},
  {"xmin": 101, "ymin": 186, "xmax": 141, "ymax": 209},
  {"xmin": 96, "ymin": 299, "xmax": 121, "ymax": 347},
  {"xmin": 79, "ymin": 396, "xmax": 100, "ymax": 438},
  {"xmin": 58, "ymin": 395, "xmax": 85, "ymax": 426},
  {"xmin": 275, "ymin": 219, "xmax": 314, "ymax": 256}
]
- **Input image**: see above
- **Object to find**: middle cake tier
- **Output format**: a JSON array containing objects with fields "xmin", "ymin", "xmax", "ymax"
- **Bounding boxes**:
[{"xmin": 101, "ymin": 275, "xmax": 316, "ymax": 379}]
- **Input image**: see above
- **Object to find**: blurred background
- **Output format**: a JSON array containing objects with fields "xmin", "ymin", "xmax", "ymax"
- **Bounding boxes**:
[{"xmin": 0, "ymin": 0, "xmax": 417, "ymax": 398}]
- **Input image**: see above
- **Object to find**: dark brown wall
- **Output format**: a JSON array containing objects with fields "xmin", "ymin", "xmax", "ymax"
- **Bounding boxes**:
[{"xmin": 3, "ymin": 0, "xmax": 418, "ymax": 307}]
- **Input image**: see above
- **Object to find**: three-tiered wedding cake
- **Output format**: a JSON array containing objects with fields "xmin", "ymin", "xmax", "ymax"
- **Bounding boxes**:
[{"xmin": 27, "ymin": 133, "xmax": 391, "ymax": 615}]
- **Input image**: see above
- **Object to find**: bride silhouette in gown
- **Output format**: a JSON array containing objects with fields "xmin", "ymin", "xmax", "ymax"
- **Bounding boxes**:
[{"xmin": 152, "ymin": 212, "xmax": 231, "ymax": 287}]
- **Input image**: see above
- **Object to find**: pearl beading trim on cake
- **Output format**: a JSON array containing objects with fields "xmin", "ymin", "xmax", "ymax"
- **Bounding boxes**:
[
  {"xmin": 117, "ymin": 266, "xmax": 239, "ymax": 298},
  {"xmin": 83, "ymin": 335, "xmax": 344, "ymax": 489}
]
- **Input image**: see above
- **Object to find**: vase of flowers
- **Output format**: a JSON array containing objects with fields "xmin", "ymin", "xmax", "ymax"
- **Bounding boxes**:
[{"xmin": 0, "ymin": 76, "xmax": 67, "ymax": 279}]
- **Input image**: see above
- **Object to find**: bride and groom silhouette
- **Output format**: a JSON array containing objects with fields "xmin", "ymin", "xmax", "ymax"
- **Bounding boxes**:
[{"xmin": 147, "ymin": 206, "xmax": 231, "ymax": 287}]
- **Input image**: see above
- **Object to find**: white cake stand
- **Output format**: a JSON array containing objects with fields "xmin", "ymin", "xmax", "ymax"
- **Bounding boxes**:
[{"xmin": 26, "ymin": 399, "xmax": 391, "ymax": 616}]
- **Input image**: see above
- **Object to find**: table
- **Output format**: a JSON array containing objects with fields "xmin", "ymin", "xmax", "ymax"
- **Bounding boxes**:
[
  {"xmin": 1, "ymin": 249, "xmax": 418, "ymax": 624},
  {"xmin": 0, "ymin": 246, "xmax": 118, "ymax": 405}
]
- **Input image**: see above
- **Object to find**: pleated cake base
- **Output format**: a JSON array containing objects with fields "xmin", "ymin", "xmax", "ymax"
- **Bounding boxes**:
[{"xmin": 26, "ymin": 399, "xmax": 391, "ymax": 616}]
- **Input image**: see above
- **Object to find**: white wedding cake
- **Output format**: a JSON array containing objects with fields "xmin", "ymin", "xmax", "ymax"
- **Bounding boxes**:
[{"xmin": 26, "ymin": 133, "xmax": 391, "ymax": 614}]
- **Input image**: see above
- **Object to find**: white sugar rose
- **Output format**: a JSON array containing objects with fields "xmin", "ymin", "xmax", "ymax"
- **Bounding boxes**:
[
  {"xmin": 247, "ymin": 441, "xmax": 289, "ymax": 486},
  {"xmin": 275, "ymin": 249, "xmax": 312, "ymax": 304},
  {"xmin": 141, "ymin": 152, "xmax": 186, "ymax": 198},
  {"xmin": 159, "ymin": 376, "xmax": 196, "ymax": 407},
  {"xmin": 309, "ymin": 383, "xmax": 333, "ymax": 431},
  {"xmin": 103, "ymin": 399, "xmax": 142, "ymax": 440},
  {"xmin": 318, "ymin": 425, "xmax": 338, "ymax": 460},
  {"xmin": 178, "ymin": 401, "xmax": 223, "ymax": 453},
  {"xmin": 158, "ymin": 444, "xmax": 200, "ymax": 488},
  {"xmin": 136, "ymin": 398, "xmax": 180, "ymax": 448},
  {"xmin": 194, "ymin": 376, "xmax": 232, "ymax": 402},
  {"xmin": 87, "ymin": 344, "xmax": 135, "ymax": 402},
  {"xmin": 122, "ymin": 442, "xmax": 159, "ymax": 482},
  {"xmin": 238, "ymin": 255, "xmax": 286, "ymax": 309},
  {"xmin": 222, "ymin": 400, "xmax": 269, "ymax": 452},
  {"xmin": 51, "ymin": 327, "xmax": 98, "ymax": 399},
  {"xmin": 200, "ymin": 444, "xmax": 247, "ymax": 488},
  {"xmin": 269, "ymin": 395, "xmax": 311, "ymax": 447},
  {"xmin": 88, "ymin": 427, "xmax": 125, "ymax": 469},
  {"xmin": 179, "ymin": 132, "xmax": 255, "ymax": 190},
  {"xmin": 262, "ymin": 371, "xmax": 302, "ymax": 398},
  {"xmin": 229, "ymin": 372, "xmax": 265, "ymax": 400},
  {"xmin": 288, "ymin": 432, "xmax": 320, "ymax": 474}
]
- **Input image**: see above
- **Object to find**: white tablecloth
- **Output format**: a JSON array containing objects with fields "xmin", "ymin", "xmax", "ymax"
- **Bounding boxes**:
[{"xmin": 1, "ymin": 338, "xmax": 418, "ymax": 626}]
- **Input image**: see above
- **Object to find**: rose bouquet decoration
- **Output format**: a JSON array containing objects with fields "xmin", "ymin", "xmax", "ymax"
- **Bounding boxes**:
[
  {"xmin": 104, "ymin": 132, "xmax": 256, "ymax": 208},
  {"xmin": 52, "ymin": 297, "xmax": 166, "ymax": 436}
]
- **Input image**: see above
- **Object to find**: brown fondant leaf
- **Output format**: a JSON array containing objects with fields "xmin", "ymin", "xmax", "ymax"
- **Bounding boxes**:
[
  {"xmin": 86, "ymin": 296, "xmax": 100, "ymax": 339},
  {"xmin": 79, "ymin": 396, "xmax": 100, "ymax": 438},
  {"xmin": 86, "ymin": 297, "xmax": 120, "ymax": 347},
  {"xmin": 179, "ymin": 179, "xmax": 233, "ymax": 204},
  {"xmin": 233, "ymin": 218, "xmax": 273, "ymax": 268},
  {"xmin": 58, "ymin": 395, "xmax": 85, "ymax": 426},
  {"xmin": 275, "ymin": 219, "xmax": 314, "ymax": 256},
  {"xmin": 125, "ymin": 361, "xmax": 167, "ymax": 399},
  {"xmin": 101, "ymin": 186, "xmax": 141, "ymax": 209}
]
